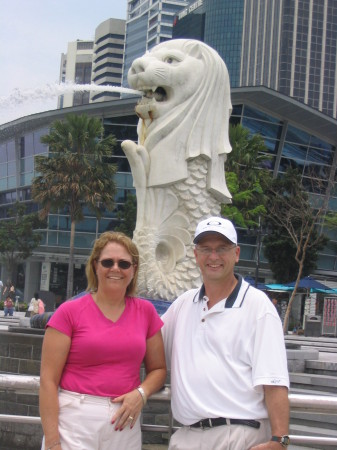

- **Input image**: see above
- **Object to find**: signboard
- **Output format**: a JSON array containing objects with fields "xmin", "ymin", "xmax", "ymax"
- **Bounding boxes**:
[
  {"xmin": 40, "ymin": 262, "xmax": 51, "ymax": 291},
  {"xmin": 322, "ymin": 297, "xmax": 337, "ymax": 336},
  {"xmin": 178, "ymin": 0, "xmax": 203, "ymax": 19}
]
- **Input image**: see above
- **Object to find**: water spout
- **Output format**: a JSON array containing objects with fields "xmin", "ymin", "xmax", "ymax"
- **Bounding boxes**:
[{"xmin": 0, "ymin": 82, "xmax": 143, "ymax": 108}]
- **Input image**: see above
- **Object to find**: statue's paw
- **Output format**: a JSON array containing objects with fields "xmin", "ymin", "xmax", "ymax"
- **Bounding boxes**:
[
  {"xmin": 121, "ymin": 139, "xmax": 137, "ymax": 154},
  {"xmin": 121, "ymin": 140, "xmax": 148, "ymax": 187},
  {"xmin": 137, "ymin": 146, "xmax": 150, "ymax": 174}
]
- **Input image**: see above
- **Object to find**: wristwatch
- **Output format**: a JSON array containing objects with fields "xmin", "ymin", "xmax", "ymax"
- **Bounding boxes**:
[{"xmin": 271, "ymin": 435, "xmax": 290, "ymax": 447}]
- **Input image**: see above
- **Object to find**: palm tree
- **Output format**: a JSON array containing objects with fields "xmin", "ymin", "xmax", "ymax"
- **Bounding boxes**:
[{"xmin": 32, "ymin": 114, "xmax": 117, "ymax": 299}]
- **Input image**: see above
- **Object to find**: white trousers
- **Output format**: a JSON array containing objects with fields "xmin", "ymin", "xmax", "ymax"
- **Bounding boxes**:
[
  {"xmin": 41, "ymin": 389, "xmax": 141, "ymax": 450},
  {"xmin": 168, "ymin": 419, "xmax": 271, "ymax": 450}
]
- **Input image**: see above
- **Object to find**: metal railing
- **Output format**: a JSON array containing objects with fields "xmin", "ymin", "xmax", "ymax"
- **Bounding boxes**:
[{"xmin": 1, "ymin": 374, "xmax": 337, "ymax": 447}]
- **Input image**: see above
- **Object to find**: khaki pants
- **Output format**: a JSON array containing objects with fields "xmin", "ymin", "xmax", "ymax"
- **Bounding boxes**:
[{"xmin": 168, "ymin": 419, "xmax": 271, "ymax": 450}]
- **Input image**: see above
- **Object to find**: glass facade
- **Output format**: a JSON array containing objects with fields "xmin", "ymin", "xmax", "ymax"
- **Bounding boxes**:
[
  {"xmin": 0, "ymin": 115, "xmax": 137, "ymax": 250},
  {"xmin": 230, "ymin": 104, "xmax": 337, "ymax": 272},
  {"xmin": 172, "ymin": 0, "xmax": 337, "ymax": 118},
  {"xmin": 204, "ymin": 0, "xmax": 244, "ymax": 87},
  {"xmin": 0, "ymin": 91, "xmax": 336, "ymax": 297},
  {"xmin": 123, "ymin": 0, "xmax": 190, "ymax": 87}
]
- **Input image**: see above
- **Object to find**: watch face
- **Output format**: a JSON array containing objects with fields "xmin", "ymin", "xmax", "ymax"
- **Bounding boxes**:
[{"xmin": 281, "ymin": 436, "xmax": 290, "ymax": 446}]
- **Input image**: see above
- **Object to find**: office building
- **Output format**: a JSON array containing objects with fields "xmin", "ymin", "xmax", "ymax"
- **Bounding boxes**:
[
  {"xmin": 173, "ymin": 0, "xmax": 337, "ymax": 119},
  {"xmin": 58, "ymin": 18, "xmax": 125, "ymax": 108},
  {"xmin": 122, "ymin": 0, "xmax": 191, "ymax": 87},
  {"xmin": 58, "ymin": 40, "xmax": 94, "ymax": 108},
  {"xmin": 91, "ymin": 18, "xmax": 125, "ymax": 103}
]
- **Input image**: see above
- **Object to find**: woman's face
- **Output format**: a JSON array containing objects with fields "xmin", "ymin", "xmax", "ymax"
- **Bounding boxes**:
[{"xmin": 94, "ymin": 242, "xmax": 135, "ymax": 294}]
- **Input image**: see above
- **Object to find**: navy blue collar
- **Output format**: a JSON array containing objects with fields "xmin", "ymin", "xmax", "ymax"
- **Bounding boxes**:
[{"xmin": 195, "ymin": 274, "xmax": 244, "ymax": 308}]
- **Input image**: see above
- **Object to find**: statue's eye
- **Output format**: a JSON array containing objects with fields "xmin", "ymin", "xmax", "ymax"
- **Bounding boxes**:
[{"xmin": 164, "ymin": 56, "xmax": 180, "ymax": 64}]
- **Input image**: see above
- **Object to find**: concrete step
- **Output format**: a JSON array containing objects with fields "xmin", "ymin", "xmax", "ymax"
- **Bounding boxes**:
[
  {"xmin": 285, "ymin": 335, "xmax": 337, "ymax": 344},
  {"xmin": 287, "ymin": 349, "xmax": 319, "ymax": 372},
  {"xmin": 290, "ymin": 372, "xmax": 337, "ymax": 394},
  {"xmin": 305, "ymin": 359, "xmax": 337, "ymax": 376},
  {"xmin": 285, "ymin": 336, "xmax": 337, "ymax": 354},
  {"xmin": 0, "ymin": 317, "xmax": 21, "ymax": 329},
  {"xmin": 290, "ymin": 387, "xmax": 336, "ymax": 396}
]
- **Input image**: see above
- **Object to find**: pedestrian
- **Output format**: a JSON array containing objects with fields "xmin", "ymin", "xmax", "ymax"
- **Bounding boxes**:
[
  {"xmin": 3, "ymin": 279, "xmax": 15, "ymax": 300},
  {"xmin": 38, "ymin": 296, "xmax": 45, "ymax": 314},
  {"xmin": 271, "ymin": 298, "xmax": 282, "ymax": 317},
  {"xmin": 39, "ymin": 231, "xmax": 166, "ymax": 450},
  {"xmin": 4, "ymin": 295, "xmax": 14, "ymax": 317},
  {"xmin": 28, "ymin": 293, "xmax": 43, "ymax": 317},
  {"xmin": 162, "ymin": 217, "xmax": 290, "ymax": 450}
]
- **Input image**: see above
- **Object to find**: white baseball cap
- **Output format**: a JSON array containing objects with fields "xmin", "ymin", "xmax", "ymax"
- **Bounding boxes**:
[{"xmin": 193, "ymin": 217, "xmax": 237, "ymax": 245}]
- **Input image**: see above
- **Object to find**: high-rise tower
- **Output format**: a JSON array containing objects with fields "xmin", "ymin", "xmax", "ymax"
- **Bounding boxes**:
[
  {"xmin": 91, "ymin": 18, "xmax": 125, "ymax": 103},
  {"xmin": 173, "ymin": 0, "xmax": 337, "ymax": 119},
  {"xmin": 58, "ymin": 18, "xmax": 125, "ymax": 108},
  {"xmin": 122, "ymin": 0, "xmax": 191, "ymax": 87}
]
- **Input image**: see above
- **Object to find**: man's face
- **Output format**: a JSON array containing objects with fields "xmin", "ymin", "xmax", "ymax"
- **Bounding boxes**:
[{"xmin": 194, "ymin": 233, "xmax": 240, "ymax": 284}]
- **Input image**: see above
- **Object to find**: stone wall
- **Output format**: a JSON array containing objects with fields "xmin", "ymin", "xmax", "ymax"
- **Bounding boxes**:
[{"xmin": 0, "ymin": 331, "xmax": 43, "ymax": 449}]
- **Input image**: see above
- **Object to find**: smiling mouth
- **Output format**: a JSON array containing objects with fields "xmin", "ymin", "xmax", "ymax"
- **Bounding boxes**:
[{"xmin": 141, "ymin": 86, "xmax": 167, "ymax": 102}]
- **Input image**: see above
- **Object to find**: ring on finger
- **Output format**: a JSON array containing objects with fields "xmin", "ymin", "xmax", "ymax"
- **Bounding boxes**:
[{"xmin": 128, "ymin": 416, "xmax": 134, "ymax": 421}]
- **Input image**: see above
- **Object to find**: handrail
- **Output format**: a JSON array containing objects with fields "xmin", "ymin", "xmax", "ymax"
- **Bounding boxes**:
[{"xmin": 0, "ymin": 375, "xmax": 337, "ymax": 446}]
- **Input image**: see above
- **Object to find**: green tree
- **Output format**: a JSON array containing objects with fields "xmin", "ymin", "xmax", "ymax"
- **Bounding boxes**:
[
  {"xmin": 222, "ymin": 124, "xmax": 272, "ymax": 227},
  {"xmin": 0, "ymin": 202, "xmax": 43, "ymax": 283},
  {"xmin": 264, "ymin": 168, "xmax": 332, "ymax": 332},
  {"xmin": 32, "ymin": 114, "xmax": 117, "ymax": 299},
  {"xmin": 263, "ymin": 226, "xmax": 327, "ymax": 283},
  {"xmin": 114, "ymin": 193, "xmax": 137, "ymax": 238}
]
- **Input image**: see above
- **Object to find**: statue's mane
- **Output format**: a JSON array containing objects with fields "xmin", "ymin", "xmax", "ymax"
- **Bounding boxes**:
[{"xmin": 144, "ymin": 39, "xmax": 232, "ymax": 161}]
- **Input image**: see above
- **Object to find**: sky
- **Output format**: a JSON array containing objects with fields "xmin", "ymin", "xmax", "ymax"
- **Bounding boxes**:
[{"xmin": 0, "ymin": 0, "xmax": 127, "ymax": 125}]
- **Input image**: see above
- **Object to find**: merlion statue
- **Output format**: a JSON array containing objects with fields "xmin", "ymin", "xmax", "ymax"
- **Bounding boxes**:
[{"xmin": 122, "ymin": 39, "xmax": 232, "ymax": 300}]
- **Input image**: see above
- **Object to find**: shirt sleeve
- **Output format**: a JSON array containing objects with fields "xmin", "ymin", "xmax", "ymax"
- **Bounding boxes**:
[
  {"xmin": 145, "ymin": 300, "xmax": 164, "ymax": 339},
  {"xmin": 46, "ymin": 301, "xmax": 74, "ymax": 337},
  {"xmin": 252, "ymin": 312, "xmax": 289, "ymax": 388}
]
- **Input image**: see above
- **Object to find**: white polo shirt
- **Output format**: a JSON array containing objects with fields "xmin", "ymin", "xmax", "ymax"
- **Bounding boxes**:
[{"xmin": 161, "ymin": 275, "xmax": 289, "ymax": 425}]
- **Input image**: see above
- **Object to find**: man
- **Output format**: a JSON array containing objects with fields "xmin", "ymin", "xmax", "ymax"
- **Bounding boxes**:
[
  {"xmin": 272, "ymin": 298, "xmax": 282, "ymax": 318},
  {"xmin": 162, "ymin": 217, "xmax": 290, "ymax": 450}
]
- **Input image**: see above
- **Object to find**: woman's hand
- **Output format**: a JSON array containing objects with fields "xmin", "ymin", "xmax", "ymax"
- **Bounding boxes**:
[{"xmin": 111, "ymin": 388, "xmax": 144, "ymax": 430}]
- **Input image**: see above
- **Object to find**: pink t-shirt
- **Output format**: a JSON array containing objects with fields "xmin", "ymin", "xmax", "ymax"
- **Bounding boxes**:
[{"xmin": 46, "ymin": 293, "xmax": 163, "ymax": 397}]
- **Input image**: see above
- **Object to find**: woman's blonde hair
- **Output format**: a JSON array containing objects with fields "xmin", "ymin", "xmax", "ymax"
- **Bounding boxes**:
[{"xmin": 86, "ymin": 231, "xmax": 139, "ymax": 296}]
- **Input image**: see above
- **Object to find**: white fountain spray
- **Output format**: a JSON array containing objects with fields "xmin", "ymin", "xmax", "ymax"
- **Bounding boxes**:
[{"xmin": 0, "ymin": 82, "xmax": 143, "ymax": 108}]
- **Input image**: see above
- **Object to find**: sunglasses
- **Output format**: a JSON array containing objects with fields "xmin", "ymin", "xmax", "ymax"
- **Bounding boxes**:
[{"xmin": 97, "ymin": 259, "xmax": 134, "ymax": 270}]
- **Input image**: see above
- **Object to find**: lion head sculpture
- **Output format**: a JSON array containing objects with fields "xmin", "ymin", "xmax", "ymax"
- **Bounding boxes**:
[{"xmin": 127, "ymin": 39, "xmax": 232, "ymax": 202}]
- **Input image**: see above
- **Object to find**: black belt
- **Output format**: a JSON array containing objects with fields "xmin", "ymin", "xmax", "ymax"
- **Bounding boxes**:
[{"xmin": 190, "ymin": 418, "xmax": 260, "ymax": 429}]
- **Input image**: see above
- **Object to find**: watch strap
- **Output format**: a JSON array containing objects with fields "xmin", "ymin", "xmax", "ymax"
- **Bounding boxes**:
[{"xmin": 271, "ymin": 435, "xmax": 290, "ymax": 447}]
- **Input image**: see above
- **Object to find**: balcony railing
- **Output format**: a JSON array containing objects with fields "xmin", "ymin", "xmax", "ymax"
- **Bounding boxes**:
[{"xmin": 0, "ymin": 374, "xmax": 337, "ymax": 447}]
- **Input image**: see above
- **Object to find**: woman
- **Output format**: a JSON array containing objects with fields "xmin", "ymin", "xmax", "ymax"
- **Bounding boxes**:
[
  {"xmin": 39, "ymin": 232, "xmax": 166, "ymax": 450},
  {"xmin": 3, "ymin": 279, "xmax": 15, "ymax": 300},
  {"xmin": 28, "ymin": 293, "xmax": 40, "ymax": 317}
]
